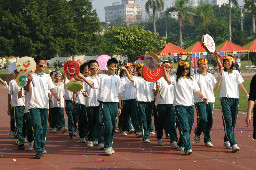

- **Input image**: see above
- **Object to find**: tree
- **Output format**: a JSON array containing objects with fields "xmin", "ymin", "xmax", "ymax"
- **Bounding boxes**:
[
  {"xmin": 244, "ymin": 0, "xmax": 256, "ymax": 34},
  {"xmin": 195, "ymin": 2, "xmax": 214, "ymax": 26},
  {"xmin": 227, "ymin": 0, "xmax": 238, "ymax": 41},
  {"xmin": 166, "ymin": 0, "xmax": 193, "ymax": 47},
  {"xmin": 145, "ymin": 0, "xmax": 164, "ymax": 33},
  {"xmin": 104, "ymin": 26, "xmax": 166, "ymax": 61}
]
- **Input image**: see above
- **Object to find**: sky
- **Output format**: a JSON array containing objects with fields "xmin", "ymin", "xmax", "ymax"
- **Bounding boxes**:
[
  {"xmin": 91, "ymin": 0, "xmax": 174, "ymax": 22},
  {"xmin": 91, "ymin": 0, "xmax": 244, "ymax": 22}
]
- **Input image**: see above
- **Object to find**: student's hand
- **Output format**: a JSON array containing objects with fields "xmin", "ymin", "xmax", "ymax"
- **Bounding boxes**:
[
  {"xmin": 246, "ymin": 114, "xmax": 251, "ymax": 126},
  {"xmin": 49, "ymin": 97, "xmax": 53, "ymax": 102},
  {"xmin": 27, "ymin": 74, "xmax": 33, "ymax": 82},
  {"xmin": 83, "ymin": 91, "xmax": 89, "ymax": 97},
  {"xmin": 118, "ymin": 108, "xmax": 122, "ymax": 116},
  {"xmin": 120, "ymin": 67, "xmax": 126, "ymax": 71},
  {"xmin": 18, "ymin": 89, "xmax": 23, "ymax": 98},
  {"xmin": 203, "ymin": 98, "xmax": 208, "ymax": 104},
  {"xmin": 57, "ymin": 97, "xmax": 61, "ymax": 104}
]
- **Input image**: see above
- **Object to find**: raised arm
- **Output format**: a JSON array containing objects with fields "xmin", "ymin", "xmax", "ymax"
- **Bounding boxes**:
[
  {"xmin": 120, "ymin": 67, "xmax": 134, "ymax": 82},
  {"xmin": 214, "ymin": 51, "xmax": 223, "ymax": 76},
  {"xmin": 162, "ymin": 66, "xmax": 172, "ymax": 84},
  {"xmin": 25, "ymin": 74, "xmax": 33, "ymax": 92},
  {"xmin": 76, "ymin": 73, "xmax": 94, "ymax": 88}
]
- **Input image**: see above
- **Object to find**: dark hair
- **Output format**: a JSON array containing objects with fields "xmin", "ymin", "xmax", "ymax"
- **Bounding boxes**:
[
  {"xmin": 88, "ymin": 60, "xmax": 98, "ymax": 68},
  {"xmin": 50, "ymin": 71, "xmax": 55, "ymax": 76},
  {"xmin": 223, "ymin": 55, "xmax": 235, "ymax": 72},
  {"xmin": 107, "ymin": 58, "xmax": 118, "ymax": 66},
  {"xmin": 120, "ymin": 70, "xmax": 125, "ymax": 78},
  {"xmin": 176, "ymin": 65, "xmax": 191, "ymax": 82},
  {"xmin": 136, "ymin": 67, "xmax": 143, "ymax": 77},
  {"xmin": 34, "ymin": 56, "xmax": 46, "ymax": 64},
  {"xmin": 80, "ymin": 62, "xmax": 89, "ymax": 73}
]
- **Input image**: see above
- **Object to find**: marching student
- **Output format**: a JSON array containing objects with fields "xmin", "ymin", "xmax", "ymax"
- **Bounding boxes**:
[
  {"xmin": 162, "ymin": 60, "xmax": 208, "ymax": 155},
  {"xmin": 119, "ymin": 63, "xmax": 141, "ymax": 136},
  {"xmin": 121, "ymin": 63, "xmax": 154, "ymax": 143},
  {"xmin": 78, "ymin": 58, "xmax": 122, "ymax": 156},
  {"xmin": 63, "ymin": 74, "xmax": 78, "ymax": 138},
  {"xmin": 74, "ymin": 62, "xmax": 89, "ymax": 143},
  {"xmin": 48, "ymin": 71, "xmax": 55, "ymax": 130},
  {"xmin": 8, "ymin": 70, "xmax": 26, "ymax": 150},
  {"xmin": 25, "ymin": 56, "xmax": 60, "ymax": 159},
  {"xmin": 193, "ymin": 59, "xmax": 221, "ymax": 147},
  {"xmin": 83, "ymin": 60, "xmax": 104, "ymax": 149},
  {"xmin": 51, "ymin": 72, "xmax": 67, "ymax": 134},
  {"xmin": 215, "ymin": 52, "xmax": 249, "ymax": 153},
  {"xmin": 153, "ymin": 63, "xmax": 178, "ymax": 148}
]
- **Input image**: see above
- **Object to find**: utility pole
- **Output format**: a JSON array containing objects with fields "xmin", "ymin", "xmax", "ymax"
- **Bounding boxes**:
[{"xmin": 240, "ymin": 7, "xmax": 244, "ymax": 31}]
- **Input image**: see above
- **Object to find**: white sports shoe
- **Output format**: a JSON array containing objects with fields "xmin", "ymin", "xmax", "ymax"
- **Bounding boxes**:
[
  {"xmin": 104, "ymin": 147, "xmax": 112, "ymax": 156},
  {"xmin": 135, "ymin": 132, "xmax": 142, "ymax": 138},
  {"xmin": 110, "ymin": 147, "xmax": 115, "ymax": 154},
  {"xmin": 52, "ymin": 128, "xmax": 57, "ymax": 133},
  {"xmin": 185, "ymin": 149, "xmax": 192, "ymax": 155},
  {"xmin": 144, "ymin": 139, "xmax": 150, "ymax": 143},
  {"xmin": 80, "ymin": 138, "xmax": 86, "ymax": 143},
  {"xmin": 87, "ymin": 141, "xmax": 93, "ymax": 148},
  {"xmin": 171, "ymin": 141, "xmax": 179, "ymax": 149},
  {"xmin": 232, "ymin": 144, "xmax": 240, "ymax": 153},
  {"xmin": 98, "ymin": 143, "xmax": 104, "ymax": 150},
  {"xmin": 194, "ymin": 135, "xmax": 200, "ymax": 143},
  {"xmin": 93, "ymin": 139, "xmax": 98, "ymax": 145},
  {"xmin": 205, "ymin": 142, "xmax": 213, "ymax": 147},
  {"xmin": 157, "ymin": 139, "xmax": 164, "ymax": 146},
  {"xmin": 121, "ymin": 131, "xmax": 128, "ymax": 136},
  {"xmin": 224, "ymin": 141, "xmax": 232, "ymax": 149},
  {"xmin": 27, "ymin": 141, "xmax": 34, "ymax": 151}
]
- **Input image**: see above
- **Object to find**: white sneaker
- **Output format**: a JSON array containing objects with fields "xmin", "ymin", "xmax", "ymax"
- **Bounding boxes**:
[
  {"xmin": 52, "ymin": 128, "xmax": 57, "ymax": 133},
  {"xmin": 171, "ymin": 141, "xmax": 179, "ymax": 149},
  {"xmin": 224, "ymin": 141, "xmax": 232, "ymax": 149},
  {"xmin": 179, "ymin": 147, "xmax": 185, "ymax": 151},
  {"xmin": 157, "ymin": 139, "xmax": 164, "ymax": 146},
  {"xmin": 80, "ymin": 138, "xmax": 86, "ymax": 143},
  {"xmin": 121, "ymin": 131, "xmax": 128, "ymax": 136},
  {"xmin": 185, "ymin": 149, "xmax": 192, "ymax": 155},
  {"xmin": 110, "ymin": 147, "xmax": 115, "ymax": 154},
  {"xmin": 135, "ymin": 132, "xmax": 142, "ymax": 138},
  {"xmin": 150, "ymin": 131, "xmax": 155, "ymax": 135},
  {"xmin": 60, "ymin": 127, "xmax": 68, "ymax": 134},
  {"xmin": 232, "ymin": 144, "xmax": 240, "ymax": 153},
  {"xmin": 93, "ymin": 139, "xmax": 98, "ymax": 145},
  {"xmin": 144, "ymin": 139, "xmax": 150, "ymax": 143},
  {"xmin": 87, "ymin": 141, "xmax": 93, "ymax": 148},
  {"xmin": 27, "ymin": 141, "xmax": 34, "ymax": 151},
  {"xmin": 43, "ymin": 149, "xmax": 47, "ymax": 154},
  {"xmin": 194, "ymin": 135, "xmax": 200, "ymax": 143},
  {"xmin": 205, "ymin": 142, "xmax": 213, "ymax": 147},
  {"xmin": 104, "ymin": 147, "xmax": 112, "ymax": 156},
  {"xmin": 98, "ymin": 143, "xmax": 104, "ymax": 150},
  {"xmin": 24, "ymin": 138, "xmax": 28, "ymax": 143}
]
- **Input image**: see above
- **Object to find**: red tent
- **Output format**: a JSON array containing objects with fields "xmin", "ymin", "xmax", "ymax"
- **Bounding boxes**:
[
  {"xmin": 159, "ymin": 43, "xmax": 189, "ymax": 56},
  {"xmin": 216, "ymin": 40, "xmax": 248, "ymax": 53},
  {"xmin": 185, "ymin": 42, "xmax": 207, "ymax": 54},
  {"xmin": 243, "ymin": 39, "xmax": 256, "ymax": 52}
]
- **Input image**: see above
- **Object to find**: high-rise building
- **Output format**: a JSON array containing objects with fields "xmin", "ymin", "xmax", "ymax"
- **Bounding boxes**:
[
  {"xmin": 187, "ymin": 0, "xmax": 229, "ymax": 7},
  {"xmin": 104, "ymin": 0, "xmax": 141, "ymax": 25}
]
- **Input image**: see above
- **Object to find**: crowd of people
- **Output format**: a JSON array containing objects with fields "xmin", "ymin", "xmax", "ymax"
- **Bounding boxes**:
[{"xmin": 0, "ymin": 52, "xmax": 255, "ymax": 159}]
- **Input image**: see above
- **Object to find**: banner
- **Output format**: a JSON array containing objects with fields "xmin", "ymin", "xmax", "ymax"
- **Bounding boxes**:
[{"xmin": 192, "ymin": 53, "xmax": 200, "ymax": 68}]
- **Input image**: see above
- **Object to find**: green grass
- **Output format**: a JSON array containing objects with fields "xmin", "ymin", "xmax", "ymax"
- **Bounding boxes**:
[{"xmin": 214, "ymin": 78, "xmax": 251, "ymax": 112}]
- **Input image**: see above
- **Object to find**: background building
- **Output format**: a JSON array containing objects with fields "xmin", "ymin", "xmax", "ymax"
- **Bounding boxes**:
[{"xmin": 105, "ymin": 0, "xmax": 141, "ymax": 25}]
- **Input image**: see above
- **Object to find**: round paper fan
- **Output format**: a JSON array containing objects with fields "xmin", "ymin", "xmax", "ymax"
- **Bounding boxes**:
[
  {"xmin": 96, "ymin": 55, "xmax": 111, "ymax": 71},
  {"xmin": 143, "ymin": 66, "xmax": 163, "ymax": 82},
  {"xmin": 16, "ymin": 57, "xmax": 36, "ymax": 76},
  {"xmin": 67, "ymin": 81, "xmax": 83, "ymax": 92},
  {"xmin": 202, "ymin": 34, "xmax": 215, "ymax": 53},
  {"xmin": 16, "ymin": 74, "xmax": 27, "ymax": 88},
  {"xmin": 64, "ymin": 60, "xmax": 80, "ymax": 77}
]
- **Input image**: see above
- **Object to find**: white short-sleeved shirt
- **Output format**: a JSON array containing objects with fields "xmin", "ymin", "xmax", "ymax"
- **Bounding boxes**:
[
  {"xmin": 64, "ymin": 77, "xmax": 73, "ymax": 101},
  {"xmin": 75, "ymin": 90, "xmax": 86, "ymax": 105},
  {"xmin": 25, "ymin": 73, "xmax": 55, "ymax": 109},
  {"xmin": 219, "ymin": 70, "xmax": 244, "ymax": 99},
  {"xmin": 194, "ymin": 73, "xmax": 217, "ymax": 103},
  {"xmin": 93, "ymin": 74, "xmax": 121, "ymax": 103},
  {"xmin": 133, "ymin": 76, "xmax": 154, "ymax": 102},
  {"xmin": 154, "ymin": 76, "xmax": 175, "ymax": 105},
  {"xmin": 52, "ymin": 82, "xmax": 65, "ymax": 108},
  {"xmin": 121, "ymin": 76, "xmax": 136, "ymax": 100},
  {"xmin": 83, "ymin": 76, "xmax": 100, "ymax": 107},
  {"xmin": 173, "ymin": 75, "xmax": 200, "ymax": 106},
  {"xmin": 8, "ymin": 79, "xmax": 25, "ymax": 107}
]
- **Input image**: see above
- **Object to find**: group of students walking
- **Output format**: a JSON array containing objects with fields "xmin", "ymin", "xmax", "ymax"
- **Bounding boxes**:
[{"xmin": 3, "ymin": 51, "xmax": 254, "ymax": 159}]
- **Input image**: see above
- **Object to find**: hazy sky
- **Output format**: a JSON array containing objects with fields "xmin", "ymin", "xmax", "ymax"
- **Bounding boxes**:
[
  {"xmin": 92, "ymin": 0, "xmax": 174, "ymax": 22},
  {"xmin": 91, "ymin": 0, "xmax": 244, "ymax": 22}
]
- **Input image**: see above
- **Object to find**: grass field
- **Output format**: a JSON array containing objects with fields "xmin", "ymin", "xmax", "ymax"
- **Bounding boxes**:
[{"xmin": 0, "ymin": 68, "xmax": 252, "ymax": 112}]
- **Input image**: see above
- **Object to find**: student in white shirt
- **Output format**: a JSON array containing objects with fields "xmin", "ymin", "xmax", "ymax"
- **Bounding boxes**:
[
  {"xmin": 51, "ymin": 72, "xmax": 67, "ymax": 134},
  {"xmin": 8, "ymin": 70, "xmax": 26, "ymax": 150},
  {"xmin": 119, "ymin": 63, "xmax": 141, "ymax": 137},
  {"xmin": 153, "ymin": 63, "xmax": 179, "ymax": 148},
  {"xmin": 83, "ymin": 60, "xmax": 104, "ymax": 149},
  {"xmin": 193, "ymin": 59, "xmax": 221, "ymax": 147},
  {"xmin": 48, "ymin": 71, "xmax": 55, "ymax": 130},
  {"xmin": 162, "ymin": 60, "xmax": 208, "ymax": 155},
  {"xmin": 64, "ymin": 74, "xmax": 78, "ymax": 138},
  {"xmin": 73, "ymin": 62, "xmax": 89, "ymax": 143},
  {"xmin": 214, "ymin": 52, "xmax": 249, "ymax": 153},
  {"xmin": 78, "ymin": 58, "xmax": 122, "ymax": 156},
  {"xmin": 121, "ymin": 63, "xmax": 154, "ymax": 143},
  {"xmin": 25, "ymin": 56, "xmax": 60, "ymax": 159}
]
